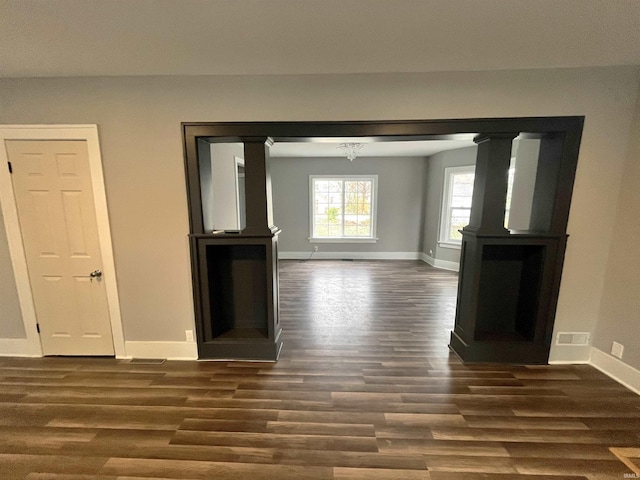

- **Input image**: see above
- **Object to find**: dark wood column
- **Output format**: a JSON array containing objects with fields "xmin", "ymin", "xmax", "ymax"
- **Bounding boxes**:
[
  {"xmin": 243, "ymin": 138, "xmax": 276, "ymax": 235},
  {"xmin": 465, "ymin": 133, "xmax": 517, "ymax": 234},
  {"xmin": 450, "ymin": 132, "xmax": 569, "ymax": 364}
]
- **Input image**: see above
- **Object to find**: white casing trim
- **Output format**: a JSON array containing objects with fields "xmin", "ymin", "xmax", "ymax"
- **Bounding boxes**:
[
  {"xmin": 589, "ymin": 346, "xmax": 640, "ymax": 396},
  {"xmin": 124, "ymin": 341, "xmax": 198, "ymax": 360},
  {"xmin": 0, "ymin": 338, "xmax": 41, "ymax": 357},
  {"xmin": 0, "ymin": 125, "xmax": 126, "ymax": 358}
]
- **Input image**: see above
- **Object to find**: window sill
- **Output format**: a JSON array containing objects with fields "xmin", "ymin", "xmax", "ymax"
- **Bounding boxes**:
[
  {"xmin": 438, "ymin": 241, "xmax": 462, "ymax": 250},
  {"xmin": 309, "ymin": 237, "xmax": 379, "ymax": 244}
]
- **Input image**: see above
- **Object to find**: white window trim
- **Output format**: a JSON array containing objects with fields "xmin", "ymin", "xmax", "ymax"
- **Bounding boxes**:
[
  {"xmin": 438, "ymin": 165, "xmax": 475, "ymax": 247},
  {"xmin": 309, "ymin": 175, "xmax": 378, "ymax": 243}
]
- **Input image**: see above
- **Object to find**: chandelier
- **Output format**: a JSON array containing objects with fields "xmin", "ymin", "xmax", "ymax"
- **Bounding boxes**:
[{"xmin": 337, "ymin": 142, "xmax": 364, "ymax": 161}]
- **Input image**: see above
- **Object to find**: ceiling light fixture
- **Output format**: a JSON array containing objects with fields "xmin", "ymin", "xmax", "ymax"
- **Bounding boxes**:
[{"xmin": 338, "ymin": 142, "xmax": 364, "ymax": 161}]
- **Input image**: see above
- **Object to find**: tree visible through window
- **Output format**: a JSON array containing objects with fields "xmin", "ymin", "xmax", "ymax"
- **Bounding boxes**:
[{"xmin": 311, "ymin": 176, "xmax": 377, "ymax": 239}]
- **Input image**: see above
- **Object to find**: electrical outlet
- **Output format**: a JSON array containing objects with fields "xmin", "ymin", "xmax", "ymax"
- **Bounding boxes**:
[
  {"xmin": 185, "ymin": 329, "xmax": 194, "ymax": 342},
  {"xmin": 611, "ymin": 341, "xmax": 624, "ymax": 359},
  {"xmin": 429, "ymin": 249, "xmax": 434, "ymax": 257},
  {"xmin": 313, "ymin": 246, "xmax": 319, "ymax": 251}
]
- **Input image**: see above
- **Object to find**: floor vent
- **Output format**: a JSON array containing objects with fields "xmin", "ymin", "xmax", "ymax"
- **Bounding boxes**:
[
  {"xmin": 556, "ymin": 332, "xmax": 590, "ymax": 346},
  {"xmin": 129, "ymin": 358, "xmax": 166, "ymax": 365}
]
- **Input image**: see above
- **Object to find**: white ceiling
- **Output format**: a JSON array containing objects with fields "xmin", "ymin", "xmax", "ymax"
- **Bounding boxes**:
[
  {"xmin": 1, "ymin": 1, "xmax": 639, "ymax": 78},
  {"xmin": 270, "ymin": 139, "xmax": 476, "ymax": 158}
]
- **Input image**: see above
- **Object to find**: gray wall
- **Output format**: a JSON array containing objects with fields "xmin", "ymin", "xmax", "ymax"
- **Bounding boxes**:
[
  {"xmin": 421, "ymin": 146, "xmax": 478, "ymax": 264},
  {"xmin": 593, "ymin": 90, "xmax": 640, "ymax": 370},
  {"xmin": 0, "ymin": 209, "xmax": 26, "ymax": 338},
  {"xmin": 0, "ymin": 67, "xmax": 637, "ymax": 366},
  {"xmin": 271, "ymin": 156, "xmax": 426, "ymax": 253}
]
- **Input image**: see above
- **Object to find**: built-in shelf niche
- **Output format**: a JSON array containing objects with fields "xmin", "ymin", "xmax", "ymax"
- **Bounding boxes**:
[
  {"xmin": 474, "ymin": 244, "xmax": 544, "ymax": 342},
  {"xmin": 204, "ymin": 244, "xmax": 268, "ymax": 340}
]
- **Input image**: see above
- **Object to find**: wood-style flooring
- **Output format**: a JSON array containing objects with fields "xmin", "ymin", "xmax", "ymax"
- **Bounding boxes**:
[{"xmin": 1, "ymin": 260, "xmax": 639, "ymax": 479}]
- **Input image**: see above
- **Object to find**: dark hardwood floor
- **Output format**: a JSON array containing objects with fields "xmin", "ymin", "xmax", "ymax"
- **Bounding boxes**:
[{"xmin": 1, "ymin": 260, "xmax": 639, "ymax": 479}]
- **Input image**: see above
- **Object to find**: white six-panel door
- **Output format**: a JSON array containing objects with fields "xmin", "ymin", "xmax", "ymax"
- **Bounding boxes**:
[{"xmin": 6, "ymin": 140, "xmax": 115, "ymax": 355}]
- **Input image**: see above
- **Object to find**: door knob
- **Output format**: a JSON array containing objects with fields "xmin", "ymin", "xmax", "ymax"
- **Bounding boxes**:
[{"xmin": 89, "ymin": 269, "xmax": 102, "ymax": 278}]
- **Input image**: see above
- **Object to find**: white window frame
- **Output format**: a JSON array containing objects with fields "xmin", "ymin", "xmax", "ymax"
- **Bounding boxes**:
[
  {"xmin": 309, "ymin": 175, "xmax": 378, "ymax": 243},
  {"xmin": 438, "ymin": 165, "xmax": 475, "ymax": 249}
]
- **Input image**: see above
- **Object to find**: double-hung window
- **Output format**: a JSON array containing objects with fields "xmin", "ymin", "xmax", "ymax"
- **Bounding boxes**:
[
  {"xmin": 439, "ymin": 162, "xmax": 516, "ymax": 246},
  {"xmin": 439, "ymin": 166, "xmax": 475, "ymax": 245},
  {"xmin": 310, "ymin": 175, "xmax": 378, "ymax": 242}
]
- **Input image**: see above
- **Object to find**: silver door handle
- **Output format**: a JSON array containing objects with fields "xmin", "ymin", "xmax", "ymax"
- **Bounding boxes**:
[{"xmin": 89, "ymin": 269, "xmax": 102, "ymax": 278}]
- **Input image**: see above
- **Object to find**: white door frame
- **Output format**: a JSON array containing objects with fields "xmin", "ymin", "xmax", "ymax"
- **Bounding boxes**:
[{"xmin": 0, "ymin": 125, "xmax": 126, "ymax": 358}]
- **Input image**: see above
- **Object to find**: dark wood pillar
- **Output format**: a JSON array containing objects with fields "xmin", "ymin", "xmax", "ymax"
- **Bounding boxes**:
[
  {"xmin": 450, "ymin": 131, "xmax": 568, "ymax": 364},
  {"xmin": 465, "ymin": 133, "xmax": 517, "ymax": 234},
  {"xmin": 243, "ymin": 138, "xmax": 276, "ymax": 235},
  {"xmin": 528, "ymin": 131, "xmax": 580, "ymax": 234}
]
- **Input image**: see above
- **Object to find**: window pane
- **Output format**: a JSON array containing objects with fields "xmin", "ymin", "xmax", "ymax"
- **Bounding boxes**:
[
  {"xmin": 357, "ymin": 225, "xmax": 371, "ymax": 236},
  {"xmin": 314, "ymin": 180, "xmax": 329, "ymax": 192},
  {"xmin": 315, "ymin": 225, "xmax": 329, "ymax": 237},
  {"xmin": 311, "ymin": 177, "xmax": 375, "ymax": 239},
  {"xmin": 314, "ymin": 214, "xmax": 328, "ymax": 229},
  {"xmin": 451, "ymin": 195, "xmax": 472, "ymax": 208},
  {"xmin": 344, "ymin": 202, "xmax": 358, "ymax": 214},
  {"xmin": 328, "ymin": 192, "xmax": 342, "ymax": 204},
  {"xmin": 451, "ymin": 208, "xmax": 470, "ymax": 219},
  {"xmin": 315, "ymin": 191, "xmax": 328, "ymax": 203},
  {"xmin": 449, "ymin": 225, "xmax": 463, "ymax": 240},
  {"xmin": 314, "ymin": 202, "xmax": 328, "ymax": 214},
  {"xmin": 450, "ymin": 207, "xmax": 471, "ymax": 240},
  {"xmin": 452, "ymin": 173, "xmax": 474, "ymax": 195},
  {"xmin": 329, "ymin": 181, "xmax": 342, "ymax": 193},
  {"xmin": 358, "ymin": 215, "xmax": 370, "ymax": 226},
  {"xmin": 344, "ymin": 225, "xmax": 357, "ymax": 236},
  {"xmin": 327, "ymin": 225, "xmax": 341, "ymax": 236},
  {"xmin": 344, "ymin": 213, "xmax": 357, "ymax": 225}
]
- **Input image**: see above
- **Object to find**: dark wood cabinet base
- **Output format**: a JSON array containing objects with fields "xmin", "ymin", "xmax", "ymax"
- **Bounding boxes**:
[
  {"xmin": 449, "ymin": 330, "xmax": 550, "ymax": 364},
  {"xmin": 190, "ymin": 233, "xmax": 282, "ymax": 361},
  {"xmin": 197, "ymin": 330, "xmax": 283, "ymax": 361}
]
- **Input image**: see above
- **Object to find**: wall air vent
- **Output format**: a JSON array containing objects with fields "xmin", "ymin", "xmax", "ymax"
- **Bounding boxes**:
[{"xmin": 556, "ymin": 332, "xmax": 590, "ymax": 346}]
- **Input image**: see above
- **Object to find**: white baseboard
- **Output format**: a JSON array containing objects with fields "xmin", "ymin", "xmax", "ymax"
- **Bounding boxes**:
[
  {"xmin": 278, "ymin": 251, "xmax": 461, "ymax": 272},
  {"xmin": 548, "ymin": 344, "xmax": 591, "ymax": 364},
  {"xmin": 420, "ymin": 253, "xmax": 459, "ymax": 272},
  {"xmin": 547, "ymin": 359, "xmax": 591, "ymax": 365},
  {"xmin": 589, "ymin": 347, "xmax": 640, "ymax": 396},
  {"xmin": 0, "ymin": 338, "xmax": 41, "ymax": 357},
  {"xmin": 279, "ymin": 251, "xmax": 421, "ymax": 260},
  {"xmin": 124, "ymin": 341, "xmax": 198, "ymax": 360},
  {"xmin": 419, "ymin": 252, "xmax": 432, "ymax": 265}
]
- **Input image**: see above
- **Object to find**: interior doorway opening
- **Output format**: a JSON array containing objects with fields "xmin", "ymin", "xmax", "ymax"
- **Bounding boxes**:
[{"xmin": 183, "ymin": 118, "xmax": 583, "ymax": 364}]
